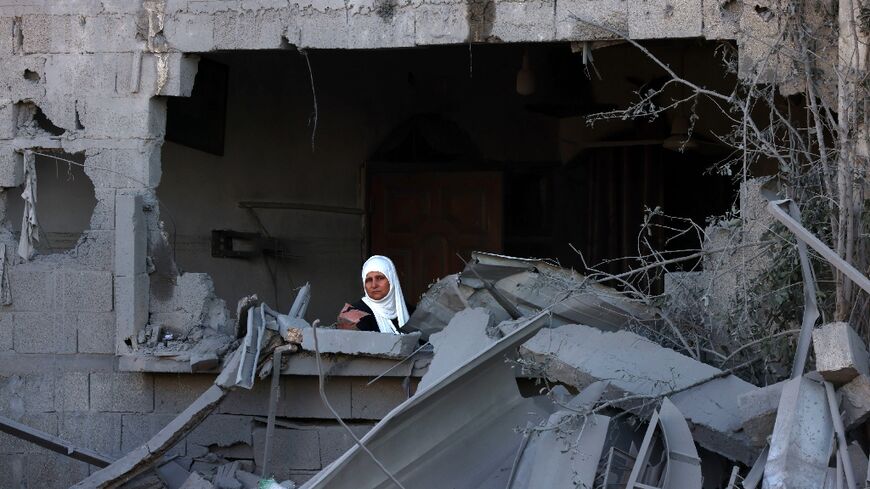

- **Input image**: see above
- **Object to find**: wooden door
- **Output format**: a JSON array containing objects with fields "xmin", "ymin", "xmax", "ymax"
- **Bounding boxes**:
[{"xmin": 369, "ymin": 171, "xmax": 503, "ymax": 303}]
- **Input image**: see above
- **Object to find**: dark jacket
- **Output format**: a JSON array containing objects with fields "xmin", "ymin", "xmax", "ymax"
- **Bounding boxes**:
[{"xmin": 348, "ymin": 300, "xmax": 400, "ymax": 332}]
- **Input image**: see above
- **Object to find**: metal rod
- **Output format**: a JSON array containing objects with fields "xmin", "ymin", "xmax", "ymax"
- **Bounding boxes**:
[
  {"xmin": 826, "ymin": 380, "xmax": 858, "ymax": 489},
  {"xmin": 262, "ymin": 344, "xmax": 295, "ymax": 477}
]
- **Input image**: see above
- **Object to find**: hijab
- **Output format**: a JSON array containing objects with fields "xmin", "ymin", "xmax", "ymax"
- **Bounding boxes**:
[{"xmin": 361, "ymin": 255, "xmax": 409, "ymax": 334}]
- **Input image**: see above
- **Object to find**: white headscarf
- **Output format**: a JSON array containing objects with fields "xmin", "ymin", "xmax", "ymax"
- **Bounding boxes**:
[{"xmin": 361, "ymin": 255, "xmax": 409, "ymax": 334}]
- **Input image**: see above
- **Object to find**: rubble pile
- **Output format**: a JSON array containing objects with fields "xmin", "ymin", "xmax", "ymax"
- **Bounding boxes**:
[
  {"xmin": 302, "ymin": 251, "xmax": 870, "ymax": 489},
  {"xmin": 6, "ymin": 249, "xmax": 870, "ymax": 488}
]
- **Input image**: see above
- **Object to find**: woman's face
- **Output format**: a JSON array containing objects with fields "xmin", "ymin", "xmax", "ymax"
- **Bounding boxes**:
[{"xmin": 365, "ymin": 271, "xmax": 391, "ymax": 300}]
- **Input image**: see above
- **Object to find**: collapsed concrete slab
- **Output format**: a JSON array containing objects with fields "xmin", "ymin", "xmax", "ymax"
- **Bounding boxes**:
[
  {"xmin": 299, "ymin": 312, "xmax": 554, "ymax": 489},
  {"xmin": 812, "ymin": 322, "xmax": 870, "ymax": 385},
  {"xmin": 737, "ymin": 380, "xmax": 786, "ymax": 447},
  {"xmin": 840, "ymin": 374, "xmax": 870, "ymax": 430},
  {"xmin": 418, "ymin": 307, "xmax": 495, "ymax": 392},
  {"xmin": 519, "ymin": 324, "xmax": 757, "ymax": 463},
  {"xmin": 299, "ymin": 328, "xmax": 421, "ymax": 360},
  {"xmin": 763, "ymin": 375, "xmax": 833, "ymax": 489}
]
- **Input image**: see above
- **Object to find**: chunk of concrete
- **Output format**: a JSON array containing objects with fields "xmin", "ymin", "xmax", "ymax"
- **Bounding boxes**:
[
  {"xmin": 738, "ymin": 380, "xmax": 786, "ymax": 447},
  {"xmin": 299, "ymin": 328, "xmax": 420, "ymax": 360},
  {"xmin": 418, "ymin": 308, "xmax": 494, "ymax": 392},
  {"xmin": 179, "ymin": 472, "xmax": 214, "ymax": 489},
  {"xmin": 519, "ymin": 324, "xmax": 758, "ymax": 463},
  {"xmin": 403, "ymin": 274, "xmax": 472, "ymax": 339},
  {"xmin": 840, "ymin": 374, "xmax": 870, "ymax": 430},
  {"xmin": 813, "ymin": 322, "xmax": 870, "ymax": 384},
  {"xmin": 763, "ymin": 375, "xmax": 833, "ymax": 489}
]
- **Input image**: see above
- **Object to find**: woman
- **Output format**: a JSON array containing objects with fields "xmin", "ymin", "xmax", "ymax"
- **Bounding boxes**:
[{"xmin": 337, "ymin": 255, "xmax": 409, "ymax": 334}]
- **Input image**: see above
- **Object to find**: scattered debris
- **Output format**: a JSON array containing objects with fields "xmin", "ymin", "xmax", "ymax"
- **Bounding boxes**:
[{"xmin": 50, "ymin": 245, "xmax": 870, "ymax": 488}]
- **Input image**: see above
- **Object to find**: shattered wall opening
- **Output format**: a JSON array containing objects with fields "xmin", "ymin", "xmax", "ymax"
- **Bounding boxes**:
[
  {"xmin": 159, "ymin": 41, "xmax": 738, "ymax": 322},
  {"xmin": 5, "ymin": 151, "xmax": 96, "ymax": 254}
]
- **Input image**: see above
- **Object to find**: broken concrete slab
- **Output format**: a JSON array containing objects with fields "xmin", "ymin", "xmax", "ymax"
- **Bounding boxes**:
[
  {"xmin": 418, "ymin": 307, "xmax": 495, "ymax": 392},
  {"xmin": 179, "ymin": 472, "xmax": 214, "ymax": 489},
  {"xmin": 299, "ymin": 327, "xmax": 420, "ymax": 360},
  {"xmin": 738, "ymin": 380, "xmax": 786, "ymax": 447},
  {"xmin": 519, "ymin": 323, "xmax": 757, "ymax": 463},
  {"xmin": 812, "ymin": 322, "xmax": 870, "ymax": 384},
  {"xmin": 763, "ymin": 375, "xmax": 833, "ymax": 489},
  {"xmin": 471, "ymin": 252, "xmax": 657, "ymax": 331},
  {"xmin": 300, "ymin": 311, "xmax": 552, "ymax": 489},
  {"xmin": 840, "ymin": 373, "xmax": 870, "ymax": 429}
]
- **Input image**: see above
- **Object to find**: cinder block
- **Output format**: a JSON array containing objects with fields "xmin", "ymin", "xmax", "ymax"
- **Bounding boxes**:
[
  {"xmin": 115, "ymin": 192, "xmax": 145, "ymax": 277},
  {"xmin": 59, "ymin": 270, "xmax": 113, "ymax": 312},
  {"xmin": 738, "ymin": 380, "xmax": 786, "ymax": 447},
  {"xmin": 252, "ymin": 426, "xmax": 320, "ymax": 478},
  {"xmin": 318, "ymin": 423, "xmax": 374, "ymax": 467},
  {"xmin": 154, "ymin": 374, "xmax": 215, "ymax": 413},
  {"xmin": 0, "ymin": 312, "xmax": 13, "ymax": 352},
  {"xmin": 0, "ymin": 99, "xmax": 16, "ymax": 139},
  {"xmin": 186, "ymin": 414, "xmax": 252, "ymax": 450},
  {"xmin": 13, "ymin": 312, "xmax": 75, "ymax": 354},
  {"xmin": 78, "ymin": 96, "xmax": 165, "ymax": 142},
  {"xmin": 841, "ymin": 374, "xmax": 870, "ymax": 430},
  {"xmin": 25, "ymin": 452, "xmax": 90, "ymax": 487},
  {"xmin": 80, "ymin": 14, "xmax": 141, "ymax": 53},
  {"xmin": 347, "ymin": 0, "xmax": 416, "ymax": 48},
  {"xmin": 213, "ymin": 10, "xmax": 286, "ymax": 50},
  {"xmin": 0, "ymin": 56, "xmax": 47, "ymax": 103},
  {"xmin": 412, "ymin": 0, "xmax": 467, "ymax": 45},
  {"xmin": 0, "ymin": 413, "xmax": 57, "ymax": 454},
  {"xmin": 628, "ymin": 0, "xmax": 702, "ymax": 39},
  {"xmin": 89, "ymin": 188, "xmax": 116, "ymax": 231},
  {"xmin": 54, "ymin": 372, "xmax": 89, "ymax": 411},
  {"xmin": 163, "ymin": 13, "xmax": 217, "ymax": 52},
  {"xmin": 296, "ymin": 0, "xmax": 349, "ymax": 48},
  {"xmin": 59, "ymin": 412, "xmax": 122, "ymax": 458},
  {"xmin": 350, "ymin": 378, "xmax": 407, "ymax": 419},
  {"xmin": 121, "ymin": 413, "xmax": 185, "ymax": 457},
  {"xmin": 813, "ymin": 322, "xmax": 870, "ymax": 384},
  {"xmin": 115, "ymin": 273, "xmax": 148, "ymax": 354},
  {"xmin": 0, "ymin": 17, "xmax": 13, "ymax": 56},
  {"xmin": 77, "ymin": 312, "xmax": 115, "ymax": 354},
  {"xmin": 703, "ymin": 0, "xmax": 739, "ymax": 39},
  {"xmin": 84, "ymin": 141, "xmax": 163, "ymax": 189},
  {"xmin": 44, "ymin": 53, "xmax": 133, "ymax": 102},
  {"xmin": 0, "ymin": 149, "xmax": 24, "ymax": 188},
  {"xmin": 0, "ymin": 454, "xmax": 25, "ymax": 489},
  {"xmin": 90, "ymin": 372, "xmax": 154, "ymax": 413},
  {"xmin": 21, "ymin": 14, "xmax": 85, "ymax": 54},
  {"xmin": 72, "ymin": 230, "xmax": 114, "ymax": 272},
  {"xmin": 218, "ymin": 376, "xmax": 352, "ymax": 419},
  {"xmin": 555, "ymin": 0, "xmax": 627, "ymax": 41},
  {"xmin": 491, "ymin": 0, "xmax": 555, "ymax": 43}
]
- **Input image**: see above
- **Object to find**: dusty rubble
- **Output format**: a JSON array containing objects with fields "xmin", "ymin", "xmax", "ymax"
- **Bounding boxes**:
[{"xmin": 7, "ymin": 233, "xmax": 870, "ymax": 487}]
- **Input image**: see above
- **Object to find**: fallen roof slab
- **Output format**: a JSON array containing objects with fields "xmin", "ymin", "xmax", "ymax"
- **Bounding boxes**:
[
  {"xmin": 299, "ymin": 311, "xmax": 554, "ymax": 489},
  {"xmin": 519, "ymin": 324, "xmax": 757, "ymax": 463}
]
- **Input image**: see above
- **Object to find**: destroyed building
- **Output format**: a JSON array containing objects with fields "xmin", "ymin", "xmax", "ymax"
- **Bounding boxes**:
[{"xmin": 1, "ymin": 0, "xmax": 869, "ymax": 488}]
